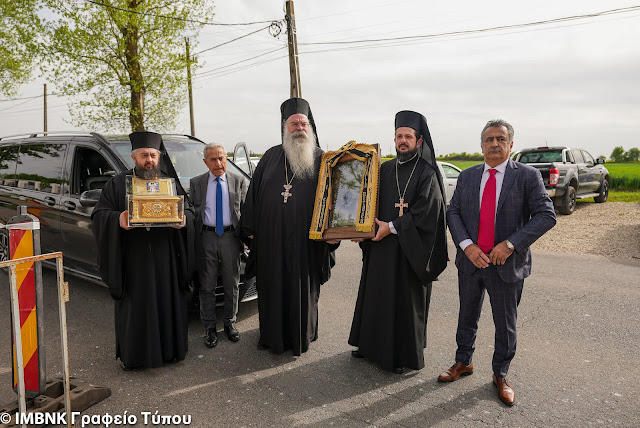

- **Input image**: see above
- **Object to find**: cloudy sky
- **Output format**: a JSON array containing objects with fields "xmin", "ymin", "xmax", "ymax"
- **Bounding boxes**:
[{"xmin": 1, "ymin": 0, "xmax": 639, "ymax": 158}]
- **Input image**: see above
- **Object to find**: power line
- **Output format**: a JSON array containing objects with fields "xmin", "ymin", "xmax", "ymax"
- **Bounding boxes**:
[
  {"xmin": 299, "ymin": 5, "xmax": 640, "ymax": 46},
  {"xmin": 0, "ymin": 97, "xmax": 38, "ymax": 112},
  {"xmin": 298, "ymin": 11, "xmax": 640, "ymax": 55},
  {"xmin": 0, "ymin": 104, "xmax": 68, "ymax": 116},
  {"xmin": 194, "ymin": 54, "xmax": 288, "ymax": 82},
  {"xmin": 195, "ymin": 46, "xmax": 286, "ymax": 78},
  {"xmin": 296, "ymin": 0, "xmax": 418, "ymax": 22},
  {"xmin": 193, "ymin": 23, "xmax": 282, "ymax": 56},
  {"xmin": 86, "ymin": 0, "xmax": 278, "ymax": 26},
  {"xmin": 0, "ymin": 94, "xmax": 45, "ymax": 103}
]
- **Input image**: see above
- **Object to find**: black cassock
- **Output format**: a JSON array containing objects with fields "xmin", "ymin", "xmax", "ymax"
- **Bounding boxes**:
[
  {"xmin": 91, "ymin": 170, "xmax": 193, "ymax": 368},
  {"xmin": 240, "ymin": 145, "xmax": 335, "ymax": 356},
  {"xmin": 348, "ymin": 157, "xmax": 448, "ymax": 371}
]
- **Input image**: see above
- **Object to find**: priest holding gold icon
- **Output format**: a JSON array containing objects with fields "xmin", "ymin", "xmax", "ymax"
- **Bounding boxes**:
[
  {"xmin": 348, "ymin": 111, "xmax": 448, "ymax": 374},
  {"xmin": 239, "ymin": 98, "xmax": 337, "ymax": 356},
  {"xmin": 92, "ymin": 131, "xmax": 194, "ymax": 370}
]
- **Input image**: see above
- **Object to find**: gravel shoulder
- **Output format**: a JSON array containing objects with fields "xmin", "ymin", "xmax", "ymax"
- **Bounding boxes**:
[{"xmin": 532, "ymin": 201, "xmax": 640, "ymax": 259}]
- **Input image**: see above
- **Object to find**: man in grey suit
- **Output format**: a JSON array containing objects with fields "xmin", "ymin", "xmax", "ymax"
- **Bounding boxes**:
[
  {"xmin": 190, "ymin": 143, "xmax": 247, "ymax": 348},
  {"xmin": 438, "ymin": 120, "xmax": 556, "ymax": 406}
]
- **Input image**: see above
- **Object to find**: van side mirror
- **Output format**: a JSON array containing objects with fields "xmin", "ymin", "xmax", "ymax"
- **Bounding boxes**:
[
  {"xmin": 596, "ymin": 158, "xmax": 605, "ymax": 164},
  {"xmin": 79, "ymin": 189, "xmax": 102, "ymax": 207}
]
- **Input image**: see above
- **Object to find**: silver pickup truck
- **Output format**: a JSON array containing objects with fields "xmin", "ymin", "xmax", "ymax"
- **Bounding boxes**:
[{"xmin": 514, "ymin": 146, "xmax": 609, "ymax": 215}]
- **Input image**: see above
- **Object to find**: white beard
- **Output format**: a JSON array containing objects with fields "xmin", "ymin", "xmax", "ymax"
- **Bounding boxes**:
[{"xmin": 282, "ymin": 128, "xmax": 316, "ymax": 181}]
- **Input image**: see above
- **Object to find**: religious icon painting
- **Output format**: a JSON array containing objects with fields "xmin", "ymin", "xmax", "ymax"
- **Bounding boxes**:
[
  {"xmin": 146, "ymin": 181, "xmax": 160, "ymax": 192},
  {"xmin": 309, "ymin": 141, "xmax": 380, "ymax": 241},
  {"xmin": 330, "ymin": 161, "xmax": 364, "ymax": 228}
]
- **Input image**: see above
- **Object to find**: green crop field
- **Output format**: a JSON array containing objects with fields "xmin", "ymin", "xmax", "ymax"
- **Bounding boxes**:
[
  {"xmin": 445, "ymin": 160, "xmax": 640, "ymax": 202},
  {"xmin": 444, "ymin": 160, "xmax": 483, "ymax": 169},
  {"xmin": 383, "ymin": 159, "xmax": 639, "ymax": 201},
  {"xmin": 604, "ymin": 162, "xmax": 640, "ymax": 192}
]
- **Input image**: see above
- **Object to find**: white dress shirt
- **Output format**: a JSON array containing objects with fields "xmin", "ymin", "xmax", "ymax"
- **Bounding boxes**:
[{"xmin": 459, "ymin": 158, "xmax": 509, "ymax": 250}]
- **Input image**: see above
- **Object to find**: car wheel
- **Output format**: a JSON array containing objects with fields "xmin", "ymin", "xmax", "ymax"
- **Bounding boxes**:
[
  {"xmin": 558, "ymin": 185, "xmax": 576, "ymax": 215},
  {"xmin": 594, "ymin": 179, "xmax": 609, "ymax": 203}
]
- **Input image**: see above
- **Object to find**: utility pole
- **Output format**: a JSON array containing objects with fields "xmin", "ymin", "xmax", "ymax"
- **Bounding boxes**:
[
  {"xmin": 43, "ymin": 84, "xmax": 47, "ymax": 134},
  {"xmin": 185, "ymin": 38, "xmax": 195, "ymax": 136},
  {"xmin": 285, "ymin": 1, "xmax": 301, "ymax": 98}
]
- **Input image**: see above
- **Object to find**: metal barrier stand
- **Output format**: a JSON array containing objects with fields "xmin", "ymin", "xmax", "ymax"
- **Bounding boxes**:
[
  {"xmin": 1, "ymin": 251, "xmax": 71, "ymax": 428},
  {"xmin": 8, "ymin": 264, "xmax": 26, "ymax": 428}
]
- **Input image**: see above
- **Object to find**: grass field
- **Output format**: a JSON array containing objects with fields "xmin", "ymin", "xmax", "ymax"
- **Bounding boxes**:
[
  {"xmin": 443, "ymin": 160, "xmax": 640, "ymax": 202},
  {"xmin": 444, "ymin": 160, "xmax": 482, "ymax": 169},
  {"xmin": 384, "ymin": 158, "xmax": 639, "ymax": 200},
  {"xmin": 603, "ymin": 162, "xmax": 640, "ymax": 192},
  {"xmin": 606, "ymin": 191, "xmax": 640, "ymax": 202}
]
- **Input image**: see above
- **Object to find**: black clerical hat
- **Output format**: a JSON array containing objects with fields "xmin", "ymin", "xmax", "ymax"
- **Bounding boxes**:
[
  {"xmin": 395, "ymin": 110, "xmax": 446, "ymax": 200},
  {"xmin": 394, "ymin": 110, "xmax": 436, "ymax": 164},
  {"xmin": 128, "ymin": 131, "xmax": 190, "ymax": 202},
  {"xmin": 280, "ymin": 97, "xmax": 320, "ymax": 146},
  {"xmin": 129, "ymin": 131, "xmax": 163, "ymax": 151}
]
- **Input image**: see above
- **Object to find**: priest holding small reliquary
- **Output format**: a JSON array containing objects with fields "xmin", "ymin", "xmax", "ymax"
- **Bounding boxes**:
[{"xmin": 348, "ymin": 110, "xmax": 448, "ymax": 374}]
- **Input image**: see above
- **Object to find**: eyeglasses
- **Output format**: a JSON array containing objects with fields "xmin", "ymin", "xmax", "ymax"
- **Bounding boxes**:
[{"xmin": 288, "ymin": 120, "xmax": 310, "ymax": 129}]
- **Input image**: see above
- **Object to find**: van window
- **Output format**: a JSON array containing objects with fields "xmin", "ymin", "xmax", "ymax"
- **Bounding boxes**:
[
  {"xmin": 15, "ymin": 143, "xmax": 67, "ymax": 193},
  {"xmin": 72, "ymin": 147, "xmax": 116, "ymax": 194},
  {"xmin": 0, "ymin": 144, "xmax": 20, "ymax": 186}
]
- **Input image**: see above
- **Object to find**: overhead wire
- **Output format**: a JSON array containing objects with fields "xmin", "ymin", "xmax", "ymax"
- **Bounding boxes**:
[
  {"xmin": 195, "ymin": 46, "xmax": 287, "ymax": 78},
  {"xmin": 193, "ymin": 24, "xmax": 278, "ymax": 56},
  {"xmin": 0, "ymin": 104, "xmax": 68, "ymax": 116},
  {"xmin": 0, "ymin": 94, "xmax": 46, "ymax": 103},
  {"xmin": 0, "ymin": 97, "xmax": 39, "ymax": 111},
  {"xmin": 298, "ymin": 5, "xmax": 640, "ymax": 46},
  {"xmin": 194, "ymin": 53, "xmax": 288, "ymax": 82},
  {"xmin": 298, "ymin": 11, "xmax": 640, "ymax": 55},
  {"xmin": 86, "ymin": 0, "xmax": 278, "ymax": 26}
]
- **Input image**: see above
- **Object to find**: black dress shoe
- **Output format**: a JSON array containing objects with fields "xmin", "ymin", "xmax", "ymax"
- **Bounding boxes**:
[
  {"xmin": 257, "ymin": 340, "xmax": 269, "ymax": 350},
  {"xmin": 393, "ymin": 367, "xmax": 406, "ymax": 374},
  {"xmin": 351, "ymin": 349, "xmax": 364, "ymax": 358},
  {"xmin": 204, "ymin": 328, "xmax": 218, "ymax": 348},
  {"xmin": 224, "ymin": 324, "xmax": 240, "ymax": 342}
]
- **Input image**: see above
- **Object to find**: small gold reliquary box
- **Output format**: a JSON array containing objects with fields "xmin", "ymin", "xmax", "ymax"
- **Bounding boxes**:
[{"xmin": 126, "ymin": 176, "xmax": 184, "ymax": 227}]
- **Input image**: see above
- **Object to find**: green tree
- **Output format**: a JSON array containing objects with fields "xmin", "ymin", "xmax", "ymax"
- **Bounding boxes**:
[
  {"xmin": 0, "ymin": 1, "xmax": 42, "ymax": 97},
  {"xmin": 626, "ymin": 147, "xmax": 640, "ymax": 162},
  {"xmin": 43, "ymin": 0, "xmax": 214, "ymax": 132},
  {"xmin": 610, "ymin": 146, "xmax": 626, "ymax": 162}
]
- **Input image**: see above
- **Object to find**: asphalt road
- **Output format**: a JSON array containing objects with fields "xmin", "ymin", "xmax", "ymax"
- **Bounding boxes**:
[{"xmin": 1, "ymin": 241, "xmax": 639, "ymax": 427}]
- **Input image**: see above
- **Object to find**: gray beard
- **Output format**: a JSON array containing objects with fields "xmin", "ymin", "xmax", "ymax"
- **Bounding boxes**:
[
  {"xmin": 397, "ymin": 148, "xmax": 419, "ymax": 163},
  {"xmin": 134, "ymin": 165, "xmax": 161, "ymax": 180},
  {"xmin": 282, "ymin": 129, "xmax": 316, "ymax": 181}
]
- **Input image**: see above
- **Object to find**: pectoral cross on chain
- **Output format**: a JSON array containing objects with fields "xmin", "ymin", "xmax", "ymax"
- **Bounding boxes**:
[
  {"xmin": 395, "ymin": 198, "xmax": 408, "ymax": 216},
  {"xmin": 281, "ymin": 184, "xmax": 293, "ymax": 203}
]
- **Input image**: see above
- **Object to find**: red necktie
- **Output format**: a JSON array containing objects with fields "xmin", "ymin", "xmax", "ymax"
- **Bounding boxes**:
[{"xmin": 478, "ymin": 169, "xmax": 497, "ymax": 253}]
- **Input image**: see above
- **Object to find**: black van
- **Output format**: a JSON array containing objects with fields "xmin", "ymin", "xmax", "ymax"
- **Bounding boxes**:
[{"xmin": 0, "ymin": 131, "xmax": 256, "ymax": 303}]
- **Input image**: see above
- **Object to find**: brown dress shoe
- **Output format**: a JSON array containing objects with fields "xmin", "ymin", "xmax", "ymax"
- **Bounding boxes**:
[
  {"xmin": 438, "ymin": 362, "xmax": 474, "ymax": 382},
  {"xmin": 493, "ymin": 375, "xmax": 515, "ymax": 406}
]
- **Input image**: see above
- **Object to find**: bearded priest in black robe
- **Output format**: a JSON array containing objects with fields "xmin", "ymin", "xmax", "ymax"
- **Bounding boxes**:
[
  {"xmin": 239, "ymin": 98, "xmax": 337, "ymax": 356},
  {"xmin": 348, "ymin": 110, "xmax": 448, "ymax": 373},
  {"xmin": 91, "ymin": 131, "xmax": 194, "ymax": 370}
]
